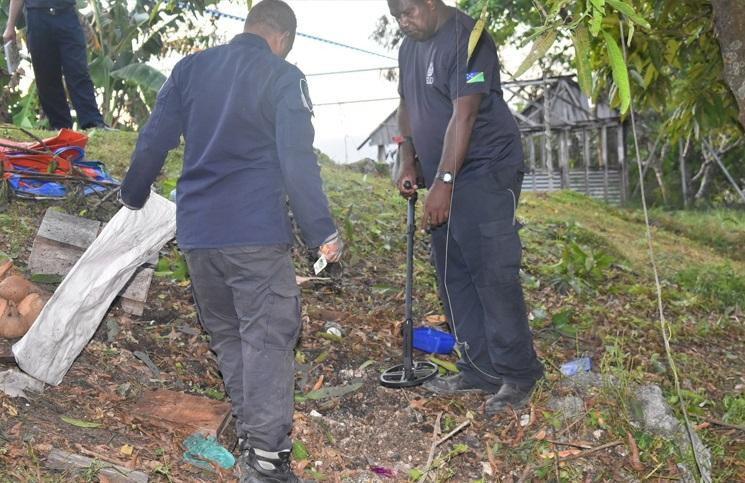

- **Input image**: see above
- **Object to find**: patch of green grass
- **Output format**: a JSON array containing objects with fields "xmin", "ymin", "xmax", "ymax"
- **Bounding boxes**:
[
  {"xmin": 631, "ymin": 208, "xmax": 745, "ymax": 260},
  {"xmin": 722, "ymin": 395, "xmax": 745, "ymax": 425},
  {"xmin": 673, "ymin": 264, "xmax": 745, "ymax": 311}
]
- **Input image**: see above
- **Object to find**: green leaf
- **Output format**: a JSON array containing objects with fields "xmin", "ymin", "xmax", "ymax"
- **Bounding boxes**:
[
  {"xmin": 111, "ymin": 63, "xmax": 166, "ymax": 92},
  {"xmin": 605, "ymin": 0, "xmax": 651, "ymax": 29},
  {"xmin": 30, "ymin": 273, "xmax": 64, "ymax": 284},
  {"xmin": 12, "ymin": 83, "xmax": 39, "ymax": 128},
  {"xmin": 313, "ymin": 350, "xmax": 329, "ymax": 364},
  {"xmin": 514, "ymin": 29, "xmax": 557, "ymax": 78},
  {"xmin": 316, "ymin": 331, "xmax": 342, "ymax": 343},
  {"xmin": 408, "ymin": 468, "xmax": 425, "ymax": 481},
  {"xmin": 88, "ymin": 55, "xmax": 114, "ymax": 88},
  {"xmin": 247, "ymin": 0, "xmax": 253, "ymax": 10},
  {"xmin": 60, "ymin": 416, "xmax": 102, "ymax": 428},
  {"xmin": 589, "ymin": 0, "xmax": 605, "ymax": 36},
  {"xmin": 428, "ymin": 356, "xmax": 458, "ymax": 373},
  {"xmin": 572, "ymin": 25, "xmax": 593, "ymax": 97},
  {"xmin": 467, "ymin": 4, "xmax": 488, "ymax": 65},
  {"xmin": 292, "ymin": 440, "xmax": 309, "ymax": 461},
  {"xmin": 602, "ymin": 30, "xmax": 630, "ymax": 114}
]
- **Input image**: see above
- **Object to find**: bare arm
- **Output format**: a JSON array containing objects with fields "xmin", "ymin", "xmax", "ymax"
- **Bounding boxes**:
[
  {"xmin": 396, "ymin": 98, "xmax": 419, "ymax": 197},
  {"xmin": 3, "ymin": 0, "xmax": 24, "ymax": 43},
  {"xmin": 437, "ymin": 93, "xmax": 482, "ymax": 177},
  {"xmin": 421, "ymin": 93, "xmax": 482, "ymax": 229}
]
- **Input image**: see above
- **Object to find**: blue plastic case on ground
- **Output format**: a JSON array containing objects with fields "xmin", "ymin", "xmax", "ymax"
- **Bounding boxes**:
[{"xmin": 413, "ymin": 327, "xmax": 455, "ymax": 354}]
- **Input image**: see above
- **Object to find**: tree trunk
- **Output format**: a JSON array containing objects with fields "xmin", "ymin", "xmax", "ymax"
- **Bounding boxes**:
[
  {"xmin": 712, "ymin": 0, "xmax": 745, "ymax": 130},
  {"xmin": 652, "ymin": 141, "xmax": 670, "ymax": 204},
  {"xmin": 694, "ymin": 161, "xmax": 714, "ymax": 204}
]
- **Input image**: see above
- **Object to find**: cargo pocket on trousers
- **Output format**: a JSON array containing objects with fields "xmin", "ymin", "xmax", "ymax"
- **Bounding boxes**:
[
  {"xmin": 477, "ymin": 218, "xmax": 522, "ymax": 287},
  {"xmin": 264, "ymin": 278, "xmax": 301, "ymax": 350}
]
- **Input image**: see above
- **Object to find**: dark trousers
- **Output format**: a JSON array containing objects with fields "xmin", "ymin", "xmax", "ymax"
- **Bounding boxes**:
[
  {"xmin": 184, "ymin": 245, "xmax": 301, "ymax": 452},
  {"xmin": 430, "ymin": 170, "xmax": 544, "ymax": 388},
  {"xmin": 25, "ymin": 8, "xmax": 103, "ymax": 129}
]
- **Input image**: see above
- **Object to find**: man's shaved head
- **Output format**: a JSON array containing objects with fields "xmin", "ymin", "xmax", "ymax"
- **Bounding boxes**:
[
  {"xmin": 244, "ymin": 0, "xmax": 297, "ymax": 58},
  {"xmin": 245, "ymin": 0, "xmax": 297, "ymax": 41}
]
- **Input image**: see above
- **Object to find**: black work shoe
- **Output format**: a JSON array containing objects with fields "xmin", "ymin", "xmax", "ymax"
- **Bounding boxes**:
[
  {"xmin": 484, "ymin": 382, "xmax": 535, "ymax": 415},
  {"xmin": 422, "ymin": 373, "xmax": 500, "ymax": 395},
  {"xmin": 239, "ymin": 447, "xmax": 311, "ymax": 483},
  {"xmin": 82, "ymin": 121, "xmax": 118, "ymax": 131}
]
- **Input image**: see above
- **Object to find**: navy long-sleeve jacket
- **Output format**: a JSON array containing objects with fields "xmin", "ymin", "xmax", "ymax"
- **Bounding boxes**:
[{"xmin": 120, "ymin": 33, "xmax": 337, "ymax": 250}]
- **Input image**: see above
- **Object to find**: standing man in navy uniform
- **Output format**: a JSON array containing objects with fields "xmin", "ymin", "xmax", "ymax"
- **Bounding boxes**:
[
  {"xmin": 119, "ymin": 1, "xmax": 342, "ymax": 481},
  {"xmin": 388, "ymin": 0, "xmax": 543, "ymax": 415},
  {"xmin": 3, "ymin": 0, "xmax": 106, "ymax": 129}
]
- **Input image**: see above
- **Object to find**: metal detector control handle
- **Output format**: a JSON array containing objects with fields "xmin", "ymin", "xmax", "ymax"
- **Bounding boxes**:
[{"xmin": 403, "ymin": 180, "xmax": 418, "ymax": 203}]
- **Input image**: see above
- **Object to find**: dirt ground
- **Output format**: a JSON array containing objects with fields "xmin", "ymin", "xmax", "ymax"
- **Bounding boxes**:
[{"xmin": 0, "ymin": 189, "xmax": 744, "ymax": 481}]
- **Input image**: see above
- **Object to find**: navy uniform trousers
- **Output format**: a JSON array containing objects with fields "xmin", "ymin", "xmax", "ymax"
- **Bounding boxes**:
[
  {"xmin": 184, "ymin": 245, "xmax": 300, "ymax": 452},
  {"xmin": 25, "ymin": 7, "xmax": 104, "ymax": 129},
  {"xmin": 430, "ymin": 170, "xmax": 544, "ymax": 389}
]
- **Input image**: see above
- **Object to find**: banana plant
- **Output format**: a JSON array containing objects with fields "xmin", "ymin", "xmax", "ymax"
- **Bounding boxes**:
[
  {"xmin": 85, "ymin": 0, "xmax": 169, "ymax": 126},
  {"xmin": 84, "ymin": 0, "xmax": 223, "ymax": 127}
]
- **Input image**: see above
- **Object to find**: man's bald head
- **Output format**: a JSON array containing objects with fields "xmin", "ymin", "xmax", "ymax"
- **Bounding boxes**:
[{"xmin": 244, "ymin": 0, "xmax": 297, "ymax": 58}]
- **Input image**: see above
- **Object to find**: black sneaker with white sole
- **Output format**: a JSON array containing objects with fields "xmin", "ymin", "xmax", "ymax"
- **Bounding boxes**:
[{"xmin": 239, "ymin": 446, "xmax": 312, "ymax": 483}]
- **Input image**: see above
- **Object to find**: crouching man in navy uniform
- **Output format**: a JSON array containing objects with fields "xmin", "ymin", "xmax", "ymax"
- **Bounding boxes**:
[
  {"xmin": 388, "ymin": 0, "xmax": 544, "ymax": 415},
  {"xmin": 119, "ymin": 1, "xmax": 342, "ymax": 481}
]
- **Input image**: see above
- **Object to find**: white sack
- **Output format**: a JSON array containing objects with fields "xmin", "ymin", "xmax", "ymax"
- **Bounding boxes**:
[{"xmin": 13, "ymin": 193, "xmax": 176, "ymax": 385}]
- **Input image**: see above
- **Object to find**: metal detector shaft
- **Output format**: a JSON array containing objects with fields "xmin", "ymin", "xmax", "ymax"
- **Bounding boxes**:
[{"xmin": 403, "ymin": 191, "xmax": 417, "ymax": 380}]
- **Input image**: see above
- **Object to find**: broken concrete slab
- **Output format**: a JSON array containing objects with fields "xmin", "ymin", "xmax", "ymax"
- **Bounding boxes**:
[
  {"xmin": 631, "ymin": 384, "xmax": 712, "ymax": 482},
  {"xmin": 27, "ymin": 209, "xmax": 159, "ymax": 317},
  {"xmin": 0, "ymin": 368, "xmax": 44, "ymax": 399},
  {"xmin": 132, "ymin": 389, "xmax": 231, "ymax": 438},
  {"xmin": 28, "ymin": 209, "xmax": 101, "ymax": 276},
  {"xmin": 0, "ymin": 338, "xmax": 14, "ymax": 363},
  {"xmin": 45, "ymin": 449, "xmax": 148, "ymax": 483},
  {"xmin": 547, "ymin": 395, "xmax": 585, "ymax": 422},
  {"xmin": 119, "ymin": 267, "xmax": 154, "ymax": 316},
  {"xmin": 37, "ymin": 209, "xmax": 101, "ymax": 249}
]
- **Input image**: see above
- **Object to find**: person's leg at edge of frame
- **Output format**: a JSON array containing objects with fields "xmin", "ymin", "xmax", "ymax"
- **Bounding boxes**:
[
  {"xmin": 57, "ymin": 10, "xmax": 105, "ymax": 129},
  {"xmin": 25, "ymin": 9, "xmax": 73, "ymax": 129}
]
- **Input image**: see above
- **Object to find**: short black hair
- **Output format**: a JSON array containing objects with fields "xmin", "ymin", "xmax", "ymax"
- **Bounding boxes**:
[{"xmin": 244, "ymin": 0, "xmax": 297, "ymax": 37}]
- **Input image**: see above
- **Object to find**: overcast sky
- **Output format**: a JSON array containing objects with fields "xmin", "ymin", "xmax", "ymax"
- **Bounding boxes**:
[{"xmin": 207, "ymin": 0, "xmax": 472, "ymax": 164}]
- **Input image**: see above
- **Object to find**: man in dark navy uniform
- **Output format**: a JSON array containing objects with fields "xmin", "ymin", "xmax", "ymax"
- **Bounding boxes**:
[
  {"xmin": 119, "ymin": 1, "xmax": 342, "ymax": 481},
  {"xmin": 388, "ymin": 0, "xmax": 543, "ymax": 415},
  {"xmin": 3, "ymin": 0, "xmax": 105, "ymax": 129}
]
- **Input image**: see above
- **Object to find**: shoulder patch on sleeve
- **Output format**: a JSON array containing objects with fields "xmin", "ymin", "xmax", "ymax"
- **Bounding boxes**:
[
  {"xmin": 466, "ymin": 71, "xmax": 485, "ymax": 84},
  {"xmin": 300, "ymin": 78, "xmax": 314, "ymax": 116}
]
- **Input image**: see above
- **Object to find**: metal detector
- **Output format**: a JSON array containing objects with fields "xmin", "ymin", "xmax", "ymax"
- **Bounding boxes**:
[{"xmin": 380, "ymin": 183, "xmax": 438, "ymax": 388}]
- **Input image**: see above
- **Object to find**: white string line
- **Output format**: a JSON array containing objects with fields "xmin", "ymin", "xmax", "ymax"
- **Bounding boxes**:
[{"xmin": 618, "ymin": 20, "xmax": 708, "ymax": 482}]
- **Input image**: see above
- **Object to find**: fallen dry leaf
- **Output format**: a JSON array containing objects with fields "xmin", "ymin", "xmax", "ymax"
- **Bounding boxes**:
[
  {"xmin": 626, "ymin": 431, "xmax": 643, "ymax": 471},
  {"xmin": 312, "ymin": 375, "xmax": 325, "ymax": 392}
]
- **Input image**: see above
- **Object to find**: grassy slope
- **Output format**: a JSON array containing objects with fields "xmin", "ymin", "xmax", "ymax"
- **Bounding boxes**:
[{"xmin": 1, "ymin": 129, "xmax": 743, "ymax": 480}]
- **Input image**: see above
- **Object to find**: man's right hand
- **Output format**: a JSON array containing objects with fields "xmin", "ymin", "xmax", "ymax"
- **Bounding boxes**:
[
  {"xmin": 2, "ymin": 26, "xmax": 16, "ymax": 43},
  {"xmin": 319, "ymin": 233, "xmax": 344, "ymax": 263},
  {"xmin": 396, "ymin": 164, "xmax": 418, "ymax": 198}
]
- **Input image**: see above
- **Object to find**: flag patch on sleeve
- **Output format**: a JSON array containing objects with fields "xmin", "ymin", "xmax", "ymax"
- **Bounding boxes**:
[{"xmin": 466, "ymin": 71, "xmax": 485, "ymax": 84}]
